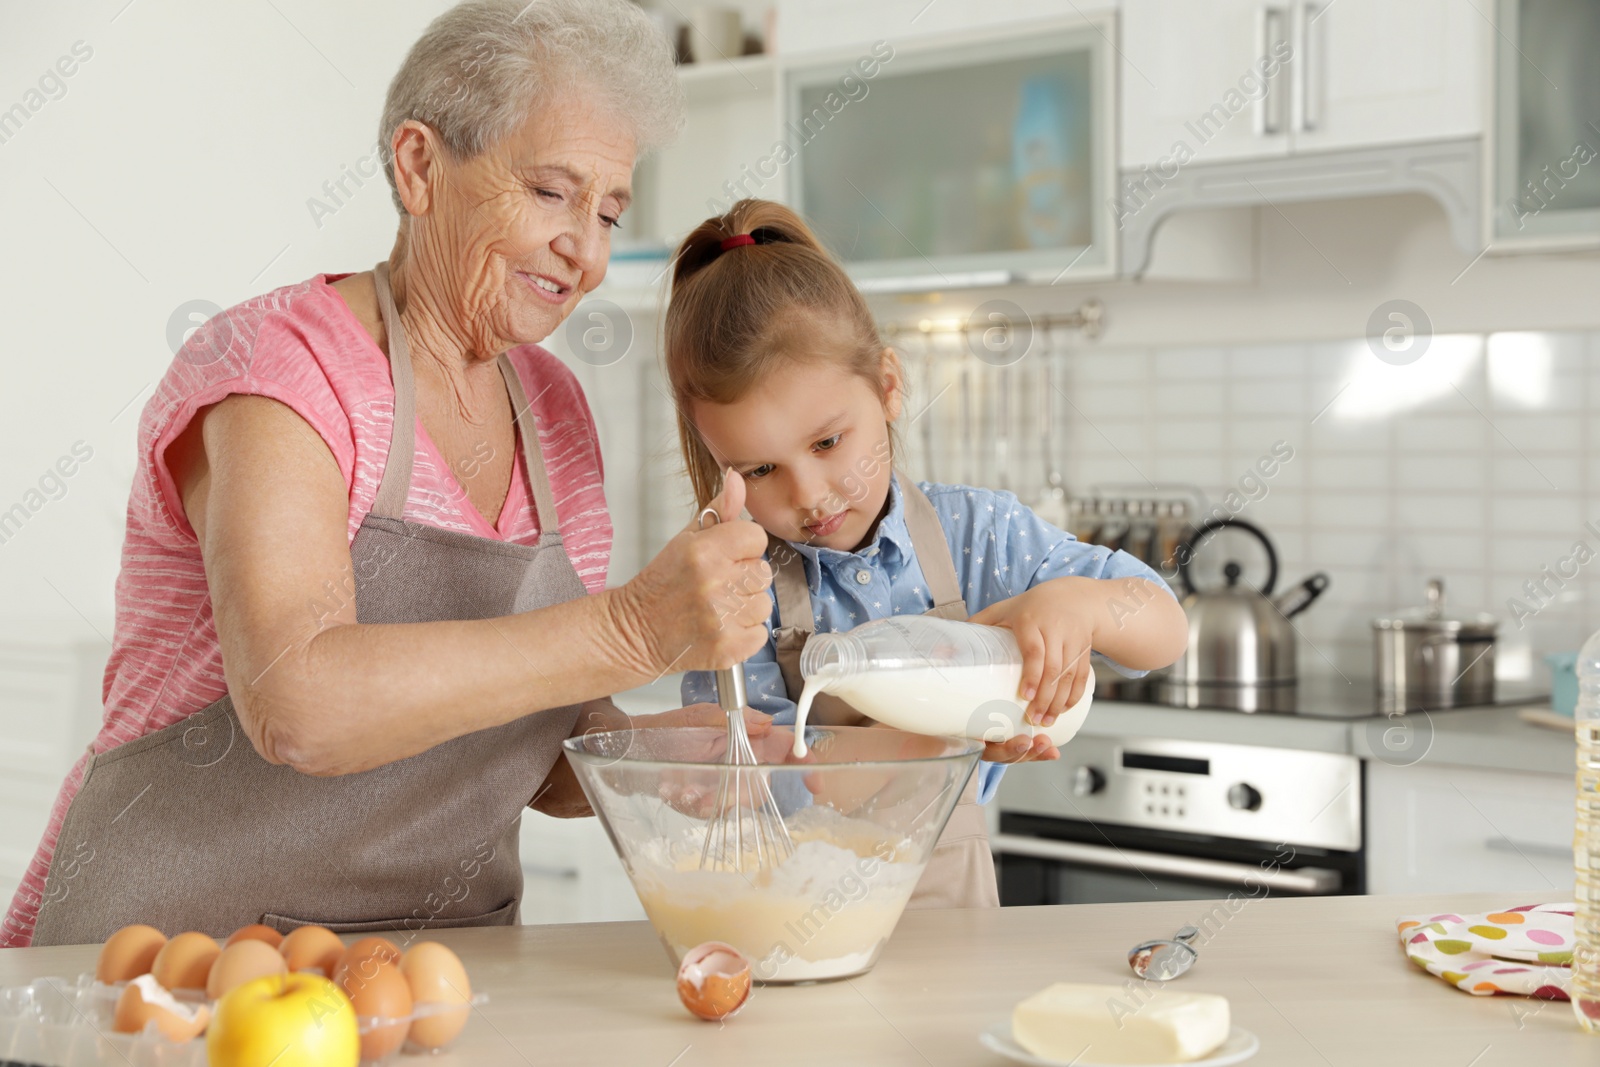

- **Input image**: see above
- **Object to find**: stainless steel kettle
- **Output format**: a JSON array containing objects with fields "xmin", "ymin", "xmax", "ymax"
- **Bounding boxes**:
[{"xmin": 1165, "ymin": 519, "xmax": 1329, "ymax": 688}]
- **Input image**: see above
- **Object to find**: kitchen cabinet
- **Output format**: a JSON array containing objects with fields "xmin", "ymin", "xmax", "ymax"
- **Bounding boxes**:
[
  {"xmin": 784, "ymin": 18, "xmax": 1118, "ymax": 285},
  {"xmin": 1120, "ymin": 0, "xmax": 1484, "ymax": 169},
  {"xmin": 1366, "ymin": 759, "xmax": 1574, "ymax": 896},
  {"xmin": 1488, "ymin": 0, "xmax": 1600, "ymax": 248},
  {"xmin": 1120, "ymin": 0, "xmax": 1293, "ymax": 168},
  {"xmin": 1287, "ymin": 0, "xmax": 1483, "ymax": 154}
]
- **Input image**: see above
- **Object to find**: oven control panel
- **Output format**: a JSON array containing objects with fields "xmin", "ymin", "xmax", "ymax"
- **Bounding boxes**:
[{"xmin": 996, "ymin": 734, "xmax": 1361, "ymax": 852}]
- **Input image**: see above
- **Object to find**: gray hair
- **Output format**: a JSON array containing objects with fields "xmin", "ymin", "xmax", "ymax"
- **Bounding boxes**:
[{"xmin": 379, "ymin": 0, "xmax": 684, "ymax": 214}]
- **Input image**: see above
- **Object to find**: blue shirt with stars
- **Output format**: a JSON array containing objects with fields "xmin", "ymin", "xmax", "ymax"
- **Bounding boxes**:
[{"xmin": 680, "ymin": 476, "xmax": 1175, "ymax": 803}]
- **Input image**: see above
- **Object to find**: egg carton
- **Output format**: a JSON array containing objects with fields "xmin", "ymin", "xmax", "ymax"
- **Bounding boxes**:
[{"xmin": 0, "ymin": 973, "xmax": 489, "ymax": 1066}]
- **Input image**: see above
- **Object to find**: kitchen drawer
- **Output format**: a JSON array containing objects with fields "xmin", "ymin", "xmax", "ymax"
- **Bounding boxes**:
[{"xmin": 1366, "ymin": 761, "xmax": 1574, "ymax": 896}]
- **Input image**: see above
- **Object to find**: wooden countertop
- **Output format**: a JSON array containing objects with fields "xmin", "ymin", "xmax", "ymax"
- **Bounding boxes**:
[{"xmin": 2, "ymin": 893, "xmax": 1590, "ymax": 1066}]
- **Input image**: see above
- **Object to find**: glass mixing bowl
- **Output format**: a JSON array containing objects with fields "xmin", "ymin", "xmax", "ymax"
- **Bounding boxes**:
[{"xmin": 563, "ymin": 725, "xmax": 982, "ymax": 984}]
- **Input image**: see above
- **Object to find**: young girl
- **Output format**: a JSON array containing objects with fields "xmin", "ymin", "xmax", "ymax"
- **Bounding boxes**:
[{"xmin": 666, "ymin": 200, "xmax": 1187, "ymax": 909}]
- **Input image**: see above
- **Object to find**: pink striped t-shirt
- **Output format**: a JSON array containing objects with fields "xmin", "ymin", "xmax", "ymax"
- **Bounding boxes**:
[{"xmin": 2, "ymin": 272, "xmax": 612, "ymax": 947}]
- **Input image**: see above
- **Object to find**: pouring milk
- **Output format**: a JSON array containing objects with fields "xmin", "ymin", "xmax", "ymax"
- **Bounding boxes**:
[{"xmin": 792, "ymin": 617, "xmax": 1095, "ymax": 757}]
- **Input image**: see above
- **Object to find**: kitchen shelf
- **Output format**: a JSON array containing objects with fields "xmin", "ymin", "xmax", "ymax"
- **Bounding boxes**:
[{"xmin": 675, "ymin": 55, "xmax": 776, "ymax": 103}]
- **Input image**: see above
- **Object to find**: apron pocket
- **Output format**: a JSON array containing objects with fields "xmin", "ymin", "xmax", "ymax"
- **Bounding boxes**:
[{"xmin": 262, "ymin": 897, "xmax": 518, "ymax": 936}]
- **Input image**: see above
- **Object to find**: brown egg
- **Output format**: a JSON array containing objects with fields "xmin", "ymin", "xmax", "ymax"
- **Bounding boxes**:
[
  {"xmin": 332, "ymin": 936, "xmax": 402, "ymax": 988},
  {"xmin": 96, "ymin": 924, "xmax": 168, "ymax": 984},
  {"xmin": 338, "ymin": 957, "xmax": 413, "ymax": 1061},
  {"xmin": 399, "ymin": 942, "xmax": 472, "ymax": 1048},
  {"xmin": 676, "ymin": 941, "xmax": 751, "ymax": 1022},
  {"xmin": 150, "ymin": 931, "xmax": 221, "ymax": 992},
  {"xmin": 206, "ymin": 938, "xmax": 289, "ymax": 1000},
  {"xmin": 280, "ymin": 925, "xmax": 345, "ymax": 977},
  {"xmin": 113, "ymin": 974, "xmax": 210, "ymax": 1041},
  {"xmin": 223, "ymin": 923, "xmax": 283, "ymax": 950}
]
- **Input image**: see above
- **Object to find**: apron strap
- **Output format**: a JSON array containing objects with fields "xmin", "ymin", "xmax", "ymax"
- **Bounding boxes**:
[
  {"xmin": 767, "ymin": 537, "xmax": 813, "ymax": 636},
  {"xmin": 497, "ymin": 354, "xmax": 562, "ymax": 536},
  {"xmin": 369, "ymin": 260, "xmax": 562, "ymax": 536},
  {"xmin": 371, "ymin": 261, "xmax": 415, "ymax": 521},
  {"xmin": 901, "ymin": 479, "xmax": 969, "ymax": 621}
]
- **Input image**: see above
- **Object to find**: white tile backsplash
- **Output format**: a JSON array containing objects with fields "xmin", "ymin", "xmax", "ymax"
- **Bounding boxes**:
[
  {"xmin": 1490, "ymin": 413, "xmax": 1584, "ymax": 452},
  {"xmin": 1396, "ymin": 455, "xmax": 1487, "ymax": 493},
  {"xmin": 1153, "ymin": 348, "xmax": 1226, "ymax": 379},
  {"xmin": 1039, "ymin": 331, "xmax": 1600, "ymax": 684}
]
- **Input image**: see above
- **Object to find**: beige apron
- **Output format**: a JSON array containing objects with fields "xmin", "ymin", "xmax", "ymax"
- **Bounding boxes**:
[
  {"xmin": 769, "ymin": 479, "xmax": 999, "ymax": 910},
  {"xmin": 32, "ymin": 261, "xmax": 586, "ymax": 946}
]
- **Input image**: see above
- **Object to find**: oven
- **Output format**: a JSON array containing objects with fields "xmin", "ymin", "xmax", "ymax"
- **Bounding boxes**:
[{"xmin": 992, "ymin": 735, "xmax": 1365, "ymax": 906}]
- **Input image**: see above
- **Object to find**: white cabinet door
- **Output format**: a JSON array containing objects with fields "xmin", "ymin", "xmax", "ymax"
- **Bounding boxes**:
[
  {"xmin": 1120, "ymin": 0, "xmax": 1293, "ymax": 169},
  {"xmin": 1290, "ymin": 0, "xmax": 1484, "ymax": 153},
  {"xmin": 1367, "ymin": 761, "xmax": 1574, "ymax": 896}
]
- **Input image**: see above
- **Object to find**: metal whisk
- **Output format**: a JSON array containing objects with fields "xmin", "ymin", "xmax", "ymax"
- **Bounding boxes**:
[{"xmin": 696, "ymin": 506, "xmax": 795, "ymax": 873}]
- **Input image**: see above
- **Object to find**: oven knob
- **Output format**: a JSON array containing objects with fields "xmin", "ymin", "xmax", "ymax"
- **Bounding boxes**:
[
  {"xmin": 1227, "ymin": 783, "xmax": 1262, "ymax": 812},
  {"xmin": 1072, "ymin": 766, "xmax": 1106, "ymax": 797}
]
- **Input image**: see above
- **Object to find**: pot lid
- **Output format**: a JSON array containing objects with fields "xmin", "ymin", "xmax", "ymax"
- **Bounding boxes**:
[{"xmin": 1371, "ymin": 577, "xmax": 1497, "ymax": 635}]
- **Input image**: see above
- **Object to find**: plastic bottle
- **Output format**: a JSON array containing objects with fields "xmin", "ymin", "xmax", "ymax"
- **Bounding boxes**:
[
  {"xmin": 1574, "ymin": 629, "xmax": 1600, "ymax": 1032},
  {"xmin": 792, "ymin": 616, "xmax": 1095, "ymax": 757}
]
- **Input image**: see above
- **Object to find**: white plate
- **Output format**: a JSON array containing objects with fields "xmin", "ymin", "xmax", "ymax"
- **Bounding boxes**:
[{"xmin": 980, "ymin": 1022, "xmax": 1260, "ymax": 1067}]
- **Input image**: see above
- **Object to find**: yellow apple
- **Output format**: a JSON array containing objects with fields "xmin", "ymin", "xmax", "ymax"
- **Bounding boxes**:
[{"xmin": 206, "ymin": 972, "xmax": 359, "ymax": 1067}]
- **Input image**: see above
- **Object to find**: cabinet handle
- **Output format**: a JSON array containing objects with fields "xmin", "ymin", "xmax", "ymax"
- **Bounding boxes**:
[
  {"xmin": 1298, "ymin": 2, "xmax": 1322, "ymax": 132},
  {"xmin": 1257, "ymin": 5, "xmax": 1289, "ymax": 136},
  {"xmin": 1484, "ymin": 836, "xmax": 1572, "ymax": 860}
]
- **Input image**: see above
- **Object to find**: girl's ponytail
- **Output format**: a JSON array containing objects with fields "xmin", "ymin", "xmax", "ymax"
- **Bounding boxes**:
[{"xmin": 665, "ymin": 199, "xmax": 891, "ymax": 508}]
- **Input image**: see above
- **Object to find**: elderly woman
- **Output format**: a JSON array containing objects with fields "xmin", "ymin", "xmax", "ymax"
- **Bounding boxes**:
[{"xmin": 3, "ymin": 0, "xmax": 775, "ymax": 948}]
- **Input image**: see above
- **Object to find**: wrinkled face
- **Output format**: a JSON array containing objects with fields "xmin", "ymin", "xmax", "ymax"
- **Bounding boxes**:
[
  {"xmin": 405, "ymin": 91, "xmax": 635, "ymax": 351},
  {"xmin": 693, "ymin": 352, "xmax": 903, "ymax": 552}
]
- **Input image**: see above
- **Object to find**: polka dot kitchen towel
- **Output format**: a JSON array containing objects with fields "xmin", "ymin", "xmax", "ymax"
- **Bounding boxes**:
[{"xmin": 1396, "ymin": 903, "xmax": 1573, "ymax": 999}]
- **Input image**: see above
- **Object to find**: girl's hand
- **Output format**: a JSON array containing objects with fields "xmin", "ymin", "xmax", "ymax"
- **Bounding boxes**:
[
  {"xmin": 981, "ymin": 734, "xmax": 1060, "ymax": 764},
  {"xmin": 970, "ymin": 578, "xmax": 1098, "ymax": 729}
]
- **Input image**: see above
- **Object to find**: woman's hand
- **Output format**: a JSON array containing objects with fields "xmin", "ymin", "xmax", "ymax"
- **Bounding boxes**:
[
  {"xmin": 608, "ymin": 471, "xmax": 773, "ymax": 677},
  {"xmin": 970, "ymin": 578, "xmax": 1098, "ymax": 729}
]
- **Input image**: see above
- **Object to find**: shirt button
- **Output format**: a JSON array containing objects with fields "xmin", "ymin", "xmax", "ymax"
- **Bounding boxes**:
[{"xmin": 854, "ymin": 570, "xmax": 872, "ymax": 585}]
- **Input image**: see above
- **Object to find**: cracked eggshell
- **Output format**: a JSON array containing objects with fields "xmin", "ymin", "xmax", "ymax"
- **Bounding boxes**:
[
  {"xmin": 676, "ymin": 942, "xmax": 751, "ymax": 1022},
  {"xmin": 113, "ymin": 974, "xmax": 211, "ymax": 1042}
]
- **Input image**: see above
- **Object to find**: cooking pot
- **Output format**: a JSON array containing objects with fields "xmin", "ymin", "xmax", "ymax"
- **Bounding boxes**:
[
  {"xmin": 1165, "ymin": 518, "xmax": 1330, "ymax": 689},
  {"xmin": 1372, "ymin": 577, "xmax": 1497, "ymax": 708}
]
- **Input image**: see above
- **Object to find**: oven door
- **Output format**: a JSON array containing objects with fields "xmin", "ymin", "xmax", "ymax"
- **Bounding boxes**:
[{"xmin": 995, "ymin": 812, "xmax": 1362, "ymax": 906}]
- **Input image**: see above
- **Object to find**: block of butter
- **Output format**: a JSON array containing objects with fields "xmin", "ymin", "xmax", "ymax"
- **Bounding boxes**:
[{"xmin": 1013, "ymin": 982, "xmax": 1230, "ymax": 1065}]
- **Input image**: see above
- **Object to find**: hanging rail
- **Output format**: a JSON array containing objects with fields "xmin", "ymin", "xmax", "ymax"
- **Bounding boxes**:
[{"xmin": 879, "ymin": 297, "xmax": 1104, "ymax": 343}]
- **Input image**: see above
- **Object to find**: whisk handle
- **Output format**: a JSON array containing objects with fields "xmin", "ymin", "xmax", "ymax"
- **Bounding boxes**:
[
  {"xmin": 695, "ymin": 504, "xmax": 751, "ymax": 716},
  {"xmin": 715, "ymin": 666, "xmax": 748, "ymax": 715}
]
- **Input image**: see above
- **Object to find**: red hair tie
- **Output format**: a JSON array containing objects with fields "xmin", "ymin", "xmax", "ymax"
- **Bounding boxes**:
[{"xmin": 720, "ymin": 234, "xmax": 757, "ymax": 251}]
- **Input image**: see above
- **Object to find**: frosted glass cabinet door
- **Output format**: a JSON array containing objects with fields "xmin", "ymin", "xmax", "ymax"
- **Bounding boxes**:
[
  {"xmin": 1492, "ymin": 0, "xmax": 1600, "ymax": 247},
  {"xmin": 785, "ymin": 21, "xmax": 1116, "ymax": 281}
]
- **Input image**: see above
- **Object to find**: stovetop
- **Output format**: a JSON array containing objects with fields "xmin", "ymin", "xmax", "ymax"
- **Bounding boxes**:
[{"xmin": 1094, "ymin": 670, "xmax": 1548, "ymax": 720}]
